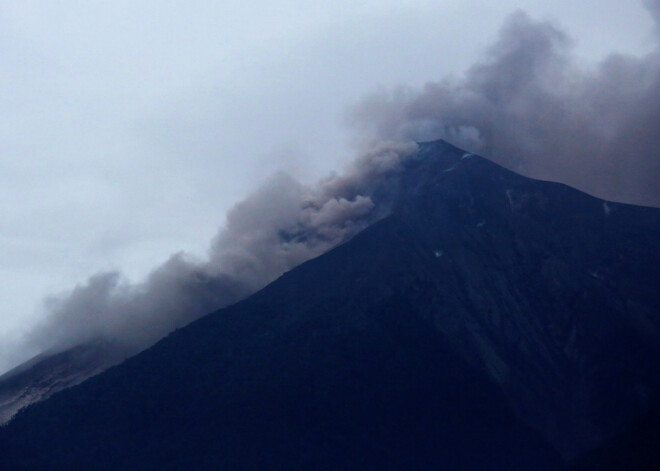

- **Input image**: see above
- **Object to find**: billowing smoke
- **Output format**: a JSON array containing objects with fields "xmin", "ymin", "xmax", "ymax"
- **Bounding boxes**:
[
  {"xmin": 14, "ymin": 4, "xmax": 660, "ymax": 372},
  {"xmin": 347, "ymin": 4, "xmax": 660, "ymax": 207},
  {"xmin": 24, "ymin": 142, "xmax": 418, "ymax": 360}
]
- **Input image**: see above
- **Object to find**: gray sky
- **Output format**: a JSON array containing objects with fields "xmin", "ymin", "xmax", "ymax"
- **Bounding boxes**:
[{"xmin": 0, "ymin": 0, "xmax": 655, "ymax": 373}]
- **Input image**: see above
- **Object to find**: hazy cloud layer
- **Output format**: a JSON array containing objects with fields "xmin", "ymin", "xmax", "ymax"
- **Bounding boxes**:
[
  {"xmin": 348, "ymin": 6, "xmax": 660, "ymax": 207},
  {"xmin": 25, "ymin": 142, "xmax": 417, "ymax": 358}
]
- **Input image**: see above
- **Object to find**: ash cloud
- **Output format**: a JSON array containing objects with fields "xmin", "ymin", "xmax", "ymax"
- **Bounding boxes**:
[
  {"xmin": 347, "ymin": 6, "xmax": 660, "ymax": 207},
  {"xmin": 24, "ymin": 142, "xmax": 417, "ymax": 361}
]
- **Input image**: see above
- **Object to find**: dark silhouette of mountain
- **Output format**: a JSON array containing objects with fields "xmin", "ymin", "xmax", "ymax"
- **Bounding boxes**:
[{"xmin": 1, "ymin": 140, "xmax": 658, "ymax": 469}]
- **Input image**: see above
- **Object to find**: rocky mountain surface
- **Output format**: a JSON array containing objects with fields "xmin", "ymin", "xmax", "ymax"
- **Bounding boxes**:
[
  {"xmin": 1, "ymin": 140, "xmax": 658, "ymax": 469},
  {"xmin": 0, "ymin": 341, "xmax": 123, "ymax": 425}
]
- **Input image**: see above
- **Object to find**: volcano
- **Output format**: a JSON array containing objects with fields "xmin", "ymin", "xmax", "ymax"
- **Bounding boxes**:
[{"xmin": 1, "ymin": 140, "xmax": 658, "ymax": 470}]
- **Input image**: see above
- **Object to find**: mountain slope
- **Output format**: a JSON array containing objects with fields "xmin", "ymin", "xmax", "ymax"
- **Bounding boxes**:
[
  {"xmin": 0, "ymin": 341, "xmax": 124, "ymax": 425},
  {"xmin": 1, "ymin": 140, "xmax": 658, "ymax": 469},
  {"xmin": 393, "ymin": 143, "xmax": 660, "ymax": 457},
  {"xmin": 0, "ymin": 206, "xmax": 561, "ymax": 471}
]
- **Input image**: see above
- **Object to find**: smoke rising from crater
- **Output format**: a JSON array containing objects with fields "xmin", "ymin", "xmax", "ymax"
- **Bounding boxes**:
[
  {"xmin": 348, "ymin": 5, "xmax": 660, "ymax": 207},
  {"xmin": 25, "ymin": 142, "xmax": 417, "ymax": 359}
]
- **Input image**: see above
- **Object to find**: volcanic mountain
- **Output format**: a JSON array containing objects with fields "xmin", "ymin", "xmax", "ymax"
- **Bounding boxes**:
[{"xmin": 1, "ymin": 140, "xmax": 658, "ymax": 470}]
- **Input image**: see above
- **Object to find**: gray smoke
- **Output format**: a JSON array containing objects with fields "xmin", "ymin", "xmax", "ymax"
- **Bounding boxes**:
[
  {"xmin": 25, "ymin": 142, "xmax": 418, "ymax": 359},
  {"xmin": 347, "ymin": 6, "xmax": 660, "ymax": 207}
]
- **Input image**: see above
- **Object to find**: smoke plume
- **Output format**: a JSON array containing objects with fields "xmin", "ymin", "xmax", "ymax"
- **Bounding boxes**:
[
  {"xmin": 14, "ymin": 4, "xmax": 660, "ymax": 370},
  {"xmin": 348, "ymin": 5, "xmax": 660, "ymax": 207},
  {"xmin": 25, "ymin": 142, "xmax": 417, "ymax": 360}
]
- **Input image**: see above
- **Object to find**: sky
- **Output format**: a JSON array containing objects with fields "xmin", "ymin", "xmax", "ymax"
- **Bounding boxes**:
[{"xmin": 0, "ymin": 0, "xmax": 657, "ymax": 374}]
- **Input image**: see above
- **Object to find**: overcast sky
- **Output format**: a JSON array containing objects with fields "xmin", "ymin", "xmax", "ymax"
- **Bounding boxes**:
[{"xmin": 0, "ymin": 0, "xmax": 655, "ymax": 373}]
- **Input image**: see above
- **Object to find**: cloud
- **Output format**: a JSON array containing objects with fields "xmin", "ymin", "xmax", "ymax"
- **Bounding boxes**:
[{"xmin": 347, "ymin": 8, "xmax": 660, "ymax": 207}]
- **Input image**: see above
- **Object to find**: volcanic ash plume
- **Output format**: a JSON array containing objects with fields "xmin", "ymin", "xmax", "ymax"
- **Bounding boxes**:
[
  {"xmin": 347, "ymin": 7, "xmax": 660, "ymax": 207},
  {"xmin": 22, "ymin": 142, "xmax": 418, "ymax": 363}
]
